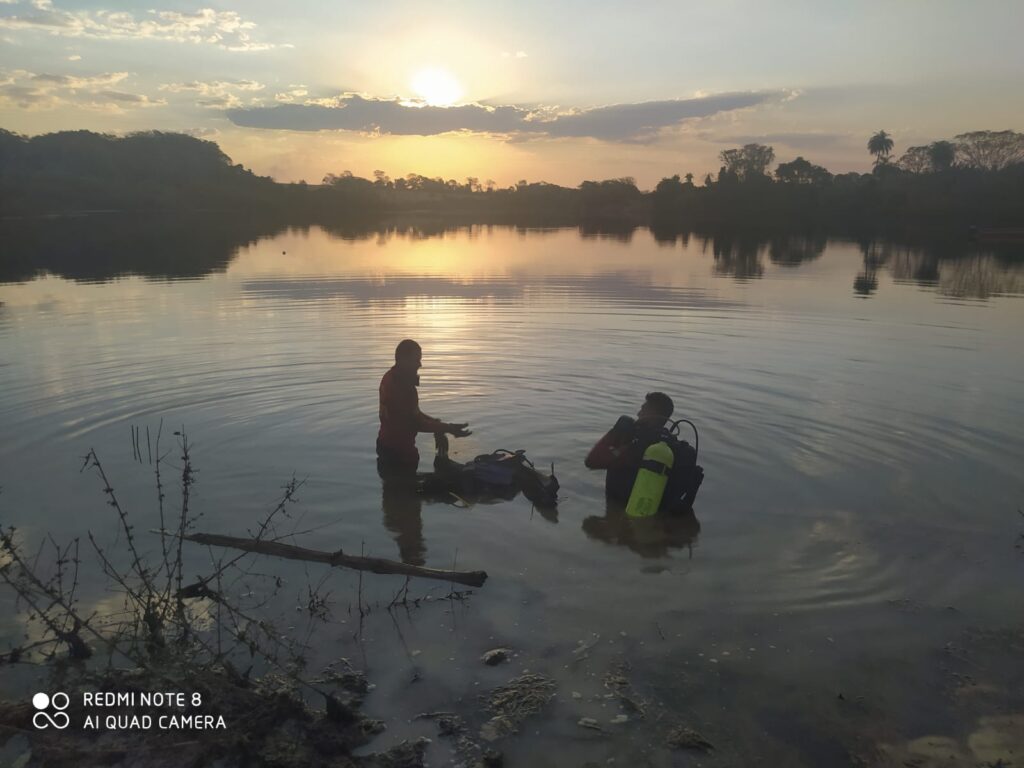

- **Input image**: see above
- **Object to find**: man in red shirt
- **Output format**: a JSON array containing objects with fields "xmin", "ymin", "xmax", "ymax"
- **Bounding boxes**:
[
  {"xmin": 585, "ymin": 392, "xmax": 675, "ymax": 503},
  {"xmin": 377, "ymin": 339, "xmax": 471, "ymax": 471}
]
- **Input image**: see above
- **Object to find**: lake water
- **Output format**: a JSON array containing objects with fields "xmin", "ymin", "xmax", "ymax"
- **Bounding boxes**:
[{"xmin": 1, "ymin": 219, "xmax": 1023, "ymax": 766}]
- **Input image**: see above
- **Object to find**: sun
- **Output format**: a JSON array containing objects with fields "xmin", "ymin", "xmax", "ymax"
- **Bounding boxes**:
[{"xmin": 410, "ymin": 68, "xmax": 463, "ymax": 107}]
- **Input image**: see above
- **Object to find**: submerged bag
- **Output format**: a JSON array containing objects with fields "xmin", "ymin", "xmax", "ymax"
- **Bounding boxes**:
[
  {"xmin": 469, "ymin": 450, "xmax": 524, "ymax": 489},
  {"xmin": 424, "ymin": 447, "xmax": 559, "ymax": 509}
]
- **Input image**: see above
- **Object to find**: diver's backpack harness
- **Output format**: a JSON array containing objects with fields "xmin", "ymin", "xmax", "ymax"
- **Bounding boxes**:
[{"xmin": 623, "ymin": 417, "xmax": 703, "ymax": 515}]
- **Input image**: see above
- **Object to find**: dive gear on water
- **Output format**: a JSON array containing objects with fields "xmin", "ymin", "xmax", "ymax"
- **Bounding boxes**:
[{"xmin": 419, "ymin": 439, "xmax": 560, "ymax": 510}]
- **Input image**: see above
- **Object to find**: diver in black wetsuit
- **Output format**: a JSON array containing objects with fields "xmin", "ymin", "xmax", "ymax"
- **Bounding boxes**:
[{"xmin": 584, "ymin": 392, "xmax": 703, "ymax": 512}]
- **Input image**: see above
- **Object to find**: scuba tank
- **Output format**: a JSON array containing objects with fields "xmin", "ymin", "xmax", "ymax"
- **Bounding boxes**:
[{"xmin": 625, "ymin": 440, "xmax": 674, "ymax": 517}]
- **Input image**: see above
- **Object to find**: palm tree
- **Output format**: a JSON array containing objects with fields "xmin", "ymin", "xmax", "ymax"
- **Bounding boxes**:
[{"xmin": 868, "ymin": 130, "xmax": 894, "ymax": 167}]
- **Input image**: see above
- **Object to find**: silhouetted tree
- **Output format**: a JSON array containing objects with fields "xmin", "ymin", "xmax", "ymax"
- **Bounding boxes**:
[
  {"xmin": 897, "ymin": 145, "xmax": 933, "ymax": 173},
  {"xmin": 654, "ymin": 175, "xmax": 684, "ymax": 194},
  {"xmin": 652, "ymin": 175, "xmax": 688, "ymax": 219},
  {"xmin": 928, "ymin": 141, "xmax": 956, "ymax": 172},
  {"xmin": 775, "ymin": 156, "xmax": 832, "ymax": 185},
  {"xmin": 719, "ymin": 143, "xmax": 775, "ymax": 181},
  {"xmin": 953, "ymin": 130, "xmax": 1024, "ymax": 171},
  {"xmin": 900, "ymin": 141, "xmax": 958, "ymax": 173},
  {"xmin": 578, "ymin": 177, "xmax": 642, "ymax": 219},
  {"xmin": 323, "ymin": 170, "xmax": 375, "ymax": 193},
  {"xmin": 868, "ymin": 130, "xmax": 894, "ymax": 167},
  {"xmin": 716, "ymin": 165, "xmax": 739, "ymax": 185},
  {"xmin": 6, "ymin": 127, "xmax": 1024, "ymax": 231}
]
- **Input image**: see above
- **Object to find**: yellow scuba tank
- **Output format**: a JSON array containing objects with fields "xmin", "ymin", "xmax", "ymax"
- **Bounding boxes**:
[{"xmin": 626, "ymin": 441, "xmax": 674, "ymax": 518}]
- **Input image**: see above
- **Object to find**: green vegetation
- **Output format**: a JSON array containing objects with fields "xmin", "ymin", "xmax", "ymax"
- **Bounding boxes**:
[{"xmin": 2, "ymin": 127, "xmax": 1023, "ymax": 232}]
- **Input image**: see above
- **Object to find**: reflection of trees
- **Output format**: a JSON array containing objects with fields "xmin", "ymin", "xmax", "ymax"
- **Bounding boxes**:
[
  {"xmin": 768, "ymin": 234, "xmax": 826, "ymax": 267},
  {"xmin": 888, "ymin": 248, "xmax": 941, "ymax": 285},
  {"xmin": 582, "ymin": 500, "xmax": 700, "ymax": 559},
  {"xmin": 852, "ymin": 238, "xmax": 1024, "ymax": 299},
  {"xmin": 703, "ymin": 231, "xmax": 765, "ymax": 280},
  {"xmin": 0, "ymin": 214, "xmax": 289, "ymax": 283},
  {"xmin": 0, "ymin": 215, "xmax": 563, "ymax": 284},
  {"xmin": 935, "ymin": 254, "xmax": 1024, "ymax": 299},
  {"xmin": 649, "ymin": 225, "xmax": 691, "ymax": 247},
  {"xmin": 578, "ymin": 220, "xmax": 638, "ymax": 243},
  {"xmin": 853, "ymin": 239, "xmax": 892, "ymax": 297},
  {"xmin": 853, "ymin": 271, "xmax": 878, "ymax": 296},
  {"xmin": 694, "ymin": 229, "xmax": 829, "ymax": 280}
]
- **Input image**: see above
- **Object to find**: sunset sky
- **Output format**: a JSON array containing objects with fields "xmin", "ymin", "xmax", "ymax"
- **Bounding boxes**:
[{"xmin": 2, "ymin": 0, "xmax": 1022, "ymax": 188}]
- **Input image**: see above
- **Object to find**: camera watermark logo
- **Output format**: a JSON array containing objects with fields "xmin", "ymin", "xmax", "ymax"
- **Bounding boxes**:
[{"xmin": 32, "ymin": 692, "xmax": 70, "ymax": 730}]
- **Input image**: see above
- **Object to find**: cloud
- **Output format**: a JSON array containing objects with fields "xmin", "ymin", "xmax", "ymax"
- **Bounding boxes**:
[
  {"xmin": 94, "ymin": 89, "xmax": 161, "ymax": 104},
  {"xmin": 159, "ymin": 78, "xmax": 265, "ymax": 109},
  {"xmin": 0, "ymin": 68, "xmax": 163, "ymax": 110},
  {"xmin": 541, "ymin": 93, "xmax": 778, "ymax": 140},
  {"xmin": 274, "ymin": 87, "xmax": 309, "ymax": 103},
  {"xmin": 31, "ymin": 70, "xmax": 127, "ymax": 88},
  {"xmin": 708, "ymin": 131, "xmax": 848, "ymax": 149},
  {"xmin": 226, "ymin": 90, "xmax": 788, "ymax": 142},
  {"xmin": 66, "ymin": 53, "xmax": 79, "ymax": 60},
  {"xmin": 0, "ymin": 2, "xmax": 283, "ymax": 51},
  {"xmin": 181, "ymin": 126, "xmax": 219, "ymax": 138},
  {"xmin": 0, "ymin": 82, "xmax": 53, "ymax": 107}
]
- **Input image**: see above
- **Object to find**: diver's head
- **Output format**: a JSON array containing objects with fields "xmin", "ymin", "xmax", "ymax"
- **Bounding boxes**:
[
  {"xmin": 637, "ymin": 391, "xmax": 674, "ymax": 427},
  {"xmin": 394, "ymin": 339, "xmax": 422, "ymax": 374}
]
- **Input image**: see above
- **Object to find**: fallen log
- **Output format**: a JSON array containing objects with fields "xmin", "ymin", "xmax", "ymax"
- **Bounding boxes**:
[{"xmin": 164, "ymin": 531, "xmax": 488, "ymax": 588}]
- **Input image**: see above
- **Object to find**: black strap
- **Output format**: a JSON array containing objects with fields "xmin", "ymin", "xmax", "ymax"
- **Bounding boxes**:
[{"xmin": 639, "ymin": 458, "xmax": 670, "ymax": 475}]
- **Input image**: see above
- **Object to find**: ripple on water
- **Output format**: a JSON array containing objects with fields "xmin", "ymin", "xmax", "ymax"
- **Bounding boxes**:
[{"xmin": 0, "ymin": 224, "xmax": 1022, "ymax": 632}]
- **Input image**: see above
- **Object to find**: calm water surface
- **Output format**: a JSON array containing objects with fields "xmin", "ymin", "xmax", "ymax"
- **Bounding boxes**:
[{"xmin": 1, "ymin": 221, "xmax": 1023, "ymax": 766}]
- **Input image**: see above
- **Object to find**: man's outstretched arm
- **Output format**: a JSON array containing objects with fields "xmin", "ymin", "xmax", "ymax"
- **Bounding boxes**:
[{"xmin": 417, "ymin": 410, "xmax": 471, "ymax": 437}]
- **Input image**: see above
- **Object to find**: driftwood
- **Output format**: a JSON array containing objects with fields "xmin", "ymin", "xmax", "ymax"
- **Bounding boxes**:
[{"xmin": 166, "ymin": 531, "xmax": 488, "ymax": 588}]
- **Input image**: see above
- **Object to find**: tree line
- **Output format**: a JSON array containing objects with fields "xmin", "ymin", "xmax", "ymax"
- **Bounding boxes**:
[{"xmin": 2, "ymin": 127, "xmax": 1022, "ymax": 231}]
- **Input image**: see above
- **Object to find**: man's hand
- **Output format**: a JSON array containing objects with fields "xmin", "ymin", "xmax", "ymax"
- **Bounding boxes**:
[{"xmin": 445, "ymin": 422, "xmax": 472, "ymax": 438}]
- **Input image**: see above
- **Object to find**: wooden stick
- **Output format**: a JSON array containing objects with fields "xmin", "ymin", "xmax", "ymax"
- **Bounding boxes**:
[{"xmin": 160, "ymin": 531, "xmax": 488, "ymax": 588}]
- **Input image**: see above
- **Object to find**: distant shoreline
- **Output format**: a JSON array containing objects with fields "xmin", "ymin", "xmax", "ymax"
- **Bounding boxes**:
[{"xmin": 4, "ymin": 129, "xmax": 1024, "ymax": 233}]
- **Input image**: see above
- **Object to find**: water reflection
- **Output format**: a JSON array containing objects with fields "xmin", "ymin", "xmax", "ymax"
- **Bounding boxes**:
[
  {"xmin": 240, "ymin": 273, "xmax": 732, "ymax": 310},
  {"xmin": 2, "ymin": 215, "xmax": 1022, "ymax": 302},
  {"xmin": 0, "ymin": 214, "xmax": 285, "ymax": 283},
  {"xmin": 853, "ymin": 238, "xmax": 1024, "ymax": 299},
  {"xmin": 1, "ymin": 219, "xmax": 1022, "ymax": 766},
  {"xmin": 890, "ymin": 249, "xmax": 1024, "ymax": 299},
  {"xmin": 853, "ymin": 240, "xmax": 890, "ymax": 297},
  {"xmin": 705, "ymin": 231, "xmax": 765, "ymax": 281},
  {"xmin": 377, "ymin": 464, "xmax": 427, "ymax": 566},
  {"xmin": 578, "ymin": 220, "xmax": 639, "ymax": 242},
  {"xmin": 769, "ymin": 234, "xmax": 826, "ymax": 267},
  {"xmin": 581, "ymin": 500, "xmax": 701, "ymax": 559}
]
